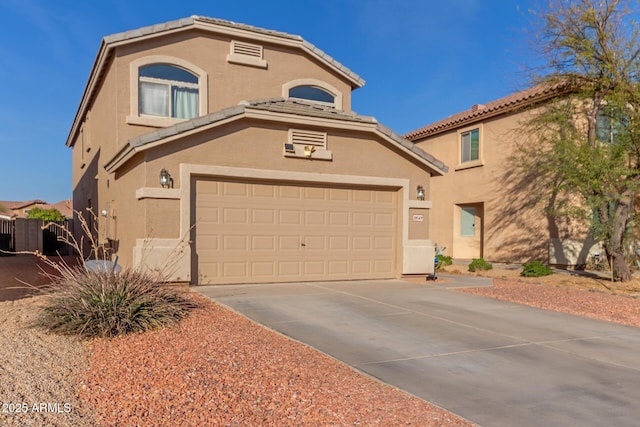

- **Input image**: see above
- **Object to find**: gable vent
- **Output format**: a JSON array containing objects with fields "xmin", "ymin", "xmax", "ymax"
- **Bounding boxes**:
[
  {"xmin": 290, "ymin": 129, "xmax": 327, "ymax": 147},
  {"xmin": 231, "ymin": 40, "xmax": 263, "ymax": 59}
]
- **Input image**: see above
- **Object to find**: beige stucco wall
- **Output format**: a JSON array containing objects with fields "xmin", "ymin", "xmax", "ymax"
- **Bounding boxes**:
[
  {"xmin": 415, "ymin": 110, "xmax": 592, "ymax": 264},
  {"xmin": 113, "ymin": 31, "xmax": 354, "ymax": 148},
  {"xmin": 71, "ymin": 26, "xmax": 363, "ymax": 267},
  {"xmin": 110, "ymin": 120, "xmax": 434, "ymax": 274}
]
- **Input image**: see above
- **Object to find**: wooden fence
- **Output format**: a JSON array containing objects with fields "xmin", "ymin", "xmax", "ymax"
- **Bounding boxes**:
[{"xmin": 0, "ymin": 218, "xmax": 73, "ymax": 255}]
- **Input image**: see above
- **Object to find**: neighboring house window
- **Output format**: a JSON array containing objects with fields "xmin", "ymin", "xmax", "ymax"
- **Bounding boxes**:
[
  {"xmin": 460, "ymin": 129, "xmax": 480, "ymax": 163},
  {"xmin": 596, "ymin": 109, "xmax": 627, "ymax": 144},
  {"xmin": 139, "ymin": 64, "xmax": 199, "ymax": 119},
  {"xmin": 289, "ymin": 85, "xmax": 335, "ymax": 105}
]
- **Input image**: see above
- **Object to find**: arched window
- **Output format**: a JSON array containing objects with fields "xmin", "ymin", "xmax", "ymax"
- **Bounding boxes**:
[
  {"xmin": 289, "ymin": 85, "xmax": 335, "ymax": 105},
  {"xmin": 139, "ymin": 64, "xmax": 199, "ymax": 119}
]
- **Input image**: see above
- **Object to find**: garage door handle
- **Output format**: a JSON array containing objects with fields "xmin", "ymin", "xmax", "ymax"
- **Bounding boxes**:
[{"xmin": 301, "ymin": 243, "xmax": 306, "ymax": 247}]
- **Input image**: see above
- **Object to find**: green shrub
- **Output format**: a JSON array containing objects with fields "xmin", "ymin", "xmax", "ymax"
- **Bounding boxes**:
[
  {"xmin": 39, "ymin": 268, "xmax": 197, "ymax": 338},
  {"xmin": 521, "ymin": 260, "xmax": 553, "ymax": 277},
  {"xmin": 436, "ymin": 254, "xmax": 453, "ymax": 270},
  {"xmin": 468, "ymin": 258, "xmax": 493, "ymax": 272}
]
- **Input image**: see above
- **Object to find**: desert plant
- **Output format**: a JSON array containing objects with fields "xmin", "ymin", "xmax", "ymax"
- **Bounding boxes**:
[
  {"xmin": 436, "ymin": 254, "xmax": 453, "ymax": 270},
  {"xmin": 468, "ymin": 258, "xmax": 493, "ymax": 272},
  {"xmin": 521, "ymin": 260, "xmax": 553, "ymax": 277},
  {"xmin": 29, "ymin": 209, "xmax": 197, "ymax": 338},
  {"xmin": 38, "ymin": 268, "xmax": 196, "ymax": 338}
]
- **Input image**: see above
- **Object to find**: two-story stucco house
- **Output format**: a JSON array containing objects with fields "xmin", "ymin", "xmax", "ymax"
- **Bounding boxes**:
[
  {"xmin": 405, "ymin": 85, "xmax": 598, "ymax": 266},
  {"xmin": 66, "ymin": 16, "xmax": 447, "ymax": 284}
]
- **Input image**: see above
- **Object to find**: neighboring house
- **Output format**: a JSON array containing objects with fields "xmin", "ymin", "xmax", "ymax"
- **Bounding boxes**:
[
  {"xmin": 405, "ymin": 85, "xmax": 599, "ymax": 266},
  {"xmin": 0, "ymin": 200, "xmax": 72, "ymax": 220},
  {"xmin": 66, "ymin": 16, "xmax": 447, "ymax": 284}
]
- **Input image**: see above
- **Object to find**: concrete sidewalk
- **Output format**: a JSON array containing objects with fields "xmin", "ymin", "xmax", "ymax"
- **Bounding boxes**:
[{"xmin": 196, "ymin": 277, "xmax": 640, "ymax": 427}]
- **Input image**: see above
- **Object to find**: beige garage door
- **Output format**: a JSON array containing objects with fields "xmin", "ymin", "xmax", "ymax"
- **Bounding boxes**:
[{"xmin": 194, "ymin": 178, "xmax": 398, "ymax": 285}]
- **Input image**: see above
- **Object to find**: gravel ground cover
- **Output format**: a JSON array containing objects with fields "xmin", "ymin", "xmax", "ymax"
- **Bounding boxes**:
[
  {"xmin": 0, "ymin": 297, "xmax": 94, "ymax": 427},
  {"xmin": 3, "ymin": 255, "xmax": 640, "ymax": 426},
  {"xmin": 82, "ymin": 293, "xmax": 472, "ymax": 426}
]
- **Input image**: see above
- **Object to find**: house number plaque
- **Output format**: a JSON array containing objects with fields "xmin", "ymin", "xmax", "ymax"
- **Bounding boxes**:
[{"xmin": 412, "ymin": 214, "xmax": 424, "ymax": 222}]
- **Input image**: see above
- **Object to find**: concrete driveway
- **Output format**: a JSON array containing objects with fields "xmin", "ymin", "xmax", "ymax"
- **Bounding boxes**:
[{"xmin": 196, "ymin": 276, "xmax": 640, "ymax": 427}]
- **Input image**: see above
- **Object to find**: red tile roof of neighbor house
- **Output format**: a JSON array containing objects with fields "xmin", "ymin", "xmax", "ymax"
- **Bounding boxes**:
[
  {"xmin": 404, "ymin": 82, "xmax": 570, "ymax": 141},
  {"xmin": 0, "ymin": 199, "xmax": 72, "ymax": 219}
]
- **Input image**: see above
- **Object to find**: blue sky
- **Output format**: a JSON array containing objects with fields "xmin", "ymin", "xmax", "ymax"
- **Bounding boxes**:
[{"xmin": 0, "ymin": 0, "xmax": 537, "ymax": 203}]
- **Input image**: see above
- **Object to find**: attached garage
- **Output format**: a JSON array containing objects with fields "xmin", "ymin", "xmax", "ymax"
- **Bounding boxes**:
[{"xmin": 194, "ymin": 177, "xmax": 399, "ymax": 285}]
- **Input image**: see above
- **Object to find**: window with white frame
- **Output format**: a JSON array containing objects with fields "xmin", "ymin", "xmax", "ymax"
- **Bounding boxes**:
[
  {"xmin": 596, "ymin": 109, "xmax": 627, "ymax": 144},
  {"xmin": 139, "ymin": 64, "xmax": 199, "ymax": 119},
  {"xmin": 460, "ymin": 128, "xmax": 480, "ymax": 163}
]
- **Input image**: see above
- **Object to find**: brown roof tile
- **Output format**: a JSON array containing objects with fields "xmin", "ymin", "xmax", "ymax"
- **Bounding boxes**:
[{"xmin": 404, "ymin": 83, "xmax": 569, "ymax": 140}]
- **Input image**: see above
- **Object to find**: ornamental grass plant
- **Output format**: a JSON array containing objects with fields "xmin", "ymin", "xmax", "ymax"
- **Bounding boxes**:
[{"xmin": 31, "ymin": 209, "xmax": 197, "ymax": 338}]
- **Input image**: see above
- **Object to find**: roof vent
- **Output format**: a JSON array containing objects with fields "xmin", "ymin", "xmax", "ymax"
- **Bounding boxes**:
[{"xmin": 227, "ymin": 40, "xmax": 267, "ymax": 68}]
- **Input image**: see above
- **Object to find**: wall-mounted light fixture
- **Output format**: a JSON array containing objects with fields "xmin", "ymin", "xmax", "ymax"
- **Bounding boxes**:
[
  {"xmin": 160, "ymin": 168, "xmax": 173, "ymax": 188},
  {"xmin": 417, "ymin": 185, "xmax": 425, "ymax": 201}
]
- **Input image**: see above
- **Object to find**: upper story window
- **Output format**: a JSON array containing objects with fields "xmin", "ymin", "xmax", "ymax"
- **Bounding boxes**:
[
  {"xmin": 596, "ymin": 109, "xmax": 627, "ymax": 144},
  {"xmin": 289, "ymin": 86, "xmax": 335, "ymax": 105},
  {"xmin": 128, "ymin": 56, "xmax": 208, "ymax": 127},
  {"xmin": 282, "ymin": 79, "xmax": 343, "ymax": 110},
  {"xmin": 460, "ymin": 128, "xmax": 480, "ymax": 163},
  {"xmin": 139, "ymin": 64, "xmax": 199, "ymax": 119}
]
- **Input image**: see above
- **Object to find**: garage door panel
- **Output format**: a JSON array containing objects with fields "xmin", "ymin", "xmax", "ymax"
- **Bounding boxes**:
[
  {"xmin": 329, "ymin": 211, "xmax": 349, "ymax": 226},
  {"xmin": 252, "ymin": 184, "xmax": 276, "ymax": 198},
  {"xmin": 375, "ymin": 212, "xmax": 395, "ymax": 227},
  {"xmin": 252, "ymin": 209, "xmax": 276, "ymax": 224},
  {"xmin": 352, "ymin": 212, "xmax": 372, "ymax": 226},
  {"xmin": 251, "ymin": 236, "xmax": 275, "ymax": 250},
  {"xmin": 279, "ymin": 210, "xmax": 302, "ymax": 225},
  {"xmin": 374, "ymin": 236, "xmax": 394, "ymax": 250},
  {"xmin": 278, "ymin": 261, "xmax": 302, "ymax": 276},
  {"xmin": 195, "ymin": 179, "xmax": 397, "ymax": 284},
  {"xmin": 329, "ymin": 188, "xmax": 349, "ymax": 201},
  {"xmin": 329, "ymin": 236, "xmax": 349, "ymax": 250},
  {"xmin": 304, "ymin": 210, "xmax": 325, "ymax": 225},
  {"xmin": 374, "ymin": 260, "xmax": 394, "ymax": 274},
  {"xmin": 223, "ymin": 208, "xmax": 248, "ymax": 224},
  {"xmin": 279, "ymin": 186, "xmax": 303, "ymax": 199},
  {"xmin": 223, "ymin": 182, "xmax": 248, "ymax": 197},
  {"xmin": 304, "ymin": 261, "xmax": 325, "ymax": 275},
  {"xmin": 352, "ymin": 236, "xmax": 372, "ymax": 250},
  {"xmin": 304, "ymin": 187, "xmax": 325, "ymax": 199},
  {"xmin": 222, "ymin": 235, "xmax": 248, "ymax": 250},
  {"xmin": 223, "ymin": 261, "xmax": 248, "ymax": 278},
  {"xmin": 251, "ymin": 262, "xmax": 275, "ymax": 277}
]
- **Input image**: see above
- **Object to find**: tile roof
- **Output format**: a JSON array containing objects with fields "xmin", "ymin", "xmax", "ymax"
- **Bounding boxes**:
[
  {"xmin": 125, "ymin": 98, "xmax": 446, "ymax": 174},
  {"xmin": 404, "ymin": 83, "xmax": 569, "ymax": 140},
  {"xmin": 0, "ymin": 199, "xmax": 72, "ymax": 219}
]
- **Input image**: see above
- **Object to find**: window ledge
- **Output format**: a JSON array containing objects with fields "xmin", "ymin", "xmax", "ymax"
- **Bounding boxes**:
[
  {"xmin": 455, "ymin": 160, "xmax": 484, "ymax": 171},
  {"xmin": 126, "ymin": 115, "xmax": 186, "ymax": 128},
  {"xmin": 227, "ymin": 54, "xmax": 267, "ymax": 69},
  {"xmin": 284, "ymin": 148, "xmax": 333, "ymax": 161}
]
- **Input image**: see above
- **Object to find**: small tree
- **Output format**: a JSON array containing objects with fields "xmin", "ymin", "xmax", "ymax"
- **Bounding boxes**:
[
  {"xmin": 26, "ymin": 207, "xmax": 66, "ymax": 222},
  {"xmin": 518, "ymin": 0, "xmax": 640, "ymax": 281}
]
